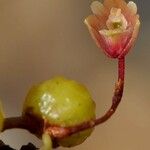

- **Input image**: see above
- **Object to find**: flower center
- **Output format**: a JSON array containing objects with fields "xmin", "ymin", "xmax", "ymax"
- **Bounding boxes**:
[
  {"xmin": 112, "ymin": 22, "xmax": 122, "ymax": 29},
  {"xmin": 99, "ymin": 8, "xmax": 128, "ymax": 36},
  {"xmin": 107, "ymin": 8, "xmax": 127, "ymax": 30}
]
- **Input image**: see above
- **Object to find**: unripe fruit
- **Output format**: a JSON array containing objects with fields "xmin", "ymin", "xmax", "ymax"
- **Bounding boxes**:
[
  {"xmin": 22, "ymin": 77, "xmax": 96, "ymax": 147},
  {"xmin": 0, "ymin": 101, "xmax": 4, "ymax": 131}
]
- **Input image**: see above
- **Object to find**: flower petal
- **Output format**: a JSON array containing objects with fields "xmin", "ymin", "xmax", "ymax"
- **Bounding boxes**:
[
  {"xmin": 90, "ymin": 1, "xmax": 109, "ymax": 27},
  {"xmin": 84, "ymin": 21, "xmax": 111, "ymax": 57},
  {"xmin": 84, "ymin": 14, "xmax": 106, "ymax": 31},
  {"xmin": 104, "ymin": 0, "xmax": 127, "ymax": 11},
  {"xmin": 99, "ymin": 29, "xmax": 132, "ymax": 58},
  {"xmin": 91, "ymin": 1, "xmax": 105, "ymax": 16},
  {"xmin": 119, "ymin": 18, "xmax": 140, "ymax": 58},
  {"xmin": 127, "ymin": 1, "xmax": 137, "ymax": 15}
]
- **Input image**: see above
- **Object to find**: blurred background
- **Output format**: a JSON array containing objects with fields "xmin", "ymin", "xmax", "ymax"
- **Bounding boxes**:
[{"xmin": 0, "ymin": 0, "xmax": 149, "ymax": 149}]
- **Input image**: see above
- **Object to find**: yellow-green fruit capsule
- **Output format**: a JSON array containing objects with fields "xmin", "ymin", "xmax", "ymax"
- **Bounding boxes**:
[
  {"xmin": 0, "ymin": 101, "xmax": 4, "ymax": 131},
  {"xmin": 23, "ymin": 77, "xmax": 96, "ymax": 147}
]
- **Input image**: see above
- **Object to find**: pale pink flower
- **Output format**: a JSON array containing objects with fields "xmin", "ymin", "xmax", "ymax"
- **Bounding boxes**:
[{"xmin": 85, "ymin": 0, "xmax": 140, "ymax": 58}]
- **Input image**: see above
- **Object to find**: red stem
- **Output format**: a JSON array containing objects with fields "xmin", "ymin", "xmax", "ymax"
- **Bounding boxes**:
[
  {"xmin": 94, "ymin": 57, "xmax": 125, "ymax": 125},
  {"xmin": 118, "ymin": 57, "xmax": 125, "ymax": 81}
]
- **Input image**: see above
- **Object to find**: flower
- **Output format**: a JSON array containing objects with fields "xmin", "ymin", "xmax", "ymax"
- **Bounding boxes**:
[{"xmin": 84, "ymin": 0, "xmax": 140, "ymax": 58}]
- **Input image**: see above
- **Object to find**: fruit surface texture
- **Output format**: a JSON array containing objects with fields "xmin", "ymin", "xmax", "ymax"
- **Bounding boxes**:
[{"xmin": 23, "ymin": 77, "xmax": 96, "ymax": 147}]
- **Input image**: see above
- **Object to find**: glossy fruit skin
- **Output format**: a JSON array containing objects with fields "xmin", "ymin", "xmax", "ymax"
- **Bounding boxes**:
[{"xmin": 22, "ymin": 77, "xmax": 96, "ymax": 147}]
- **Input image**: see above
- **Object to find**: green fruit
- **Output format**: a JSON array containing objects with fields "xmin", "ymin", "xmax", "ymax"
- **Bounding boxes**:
[
  {"xmin": 0, "ymin": 101, "xmax": 4, "ymax": 131},
  {"xmin": 23, "ymin": 76, "xmax": 95, "ymax": 147}
]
